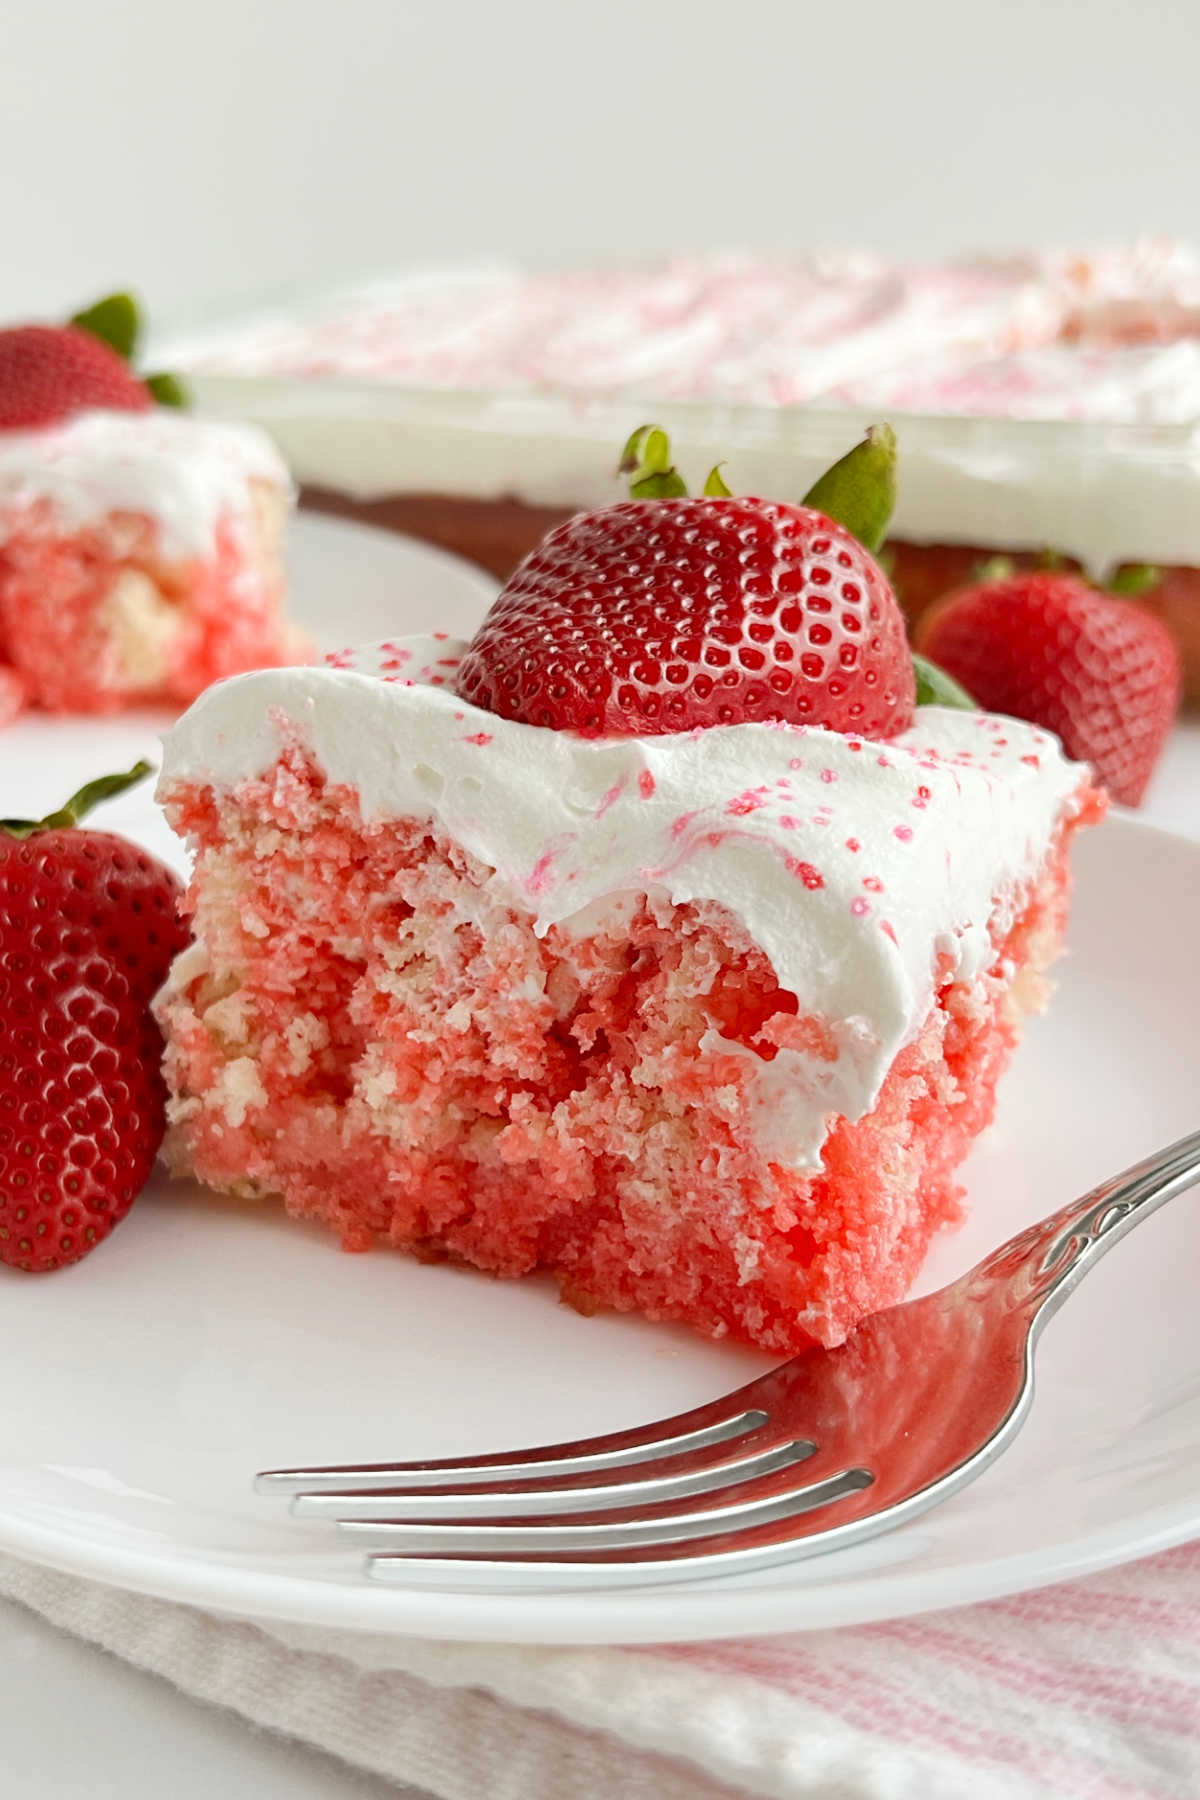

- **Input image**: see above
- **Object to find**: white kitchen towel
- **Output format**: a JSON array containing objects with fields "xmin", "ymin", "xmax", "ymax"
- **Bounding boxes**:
[{"xmin": 3, "ymin": 1542, "xmax": 1199, "ymax": 1800}]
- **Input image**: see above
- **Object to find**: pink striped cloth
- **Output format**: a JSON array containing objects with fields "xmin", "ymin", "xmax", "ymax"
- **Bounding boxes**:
[{"xmin": 2, "ymin": 1537, "xmax": 1198, "ymax": 1798}]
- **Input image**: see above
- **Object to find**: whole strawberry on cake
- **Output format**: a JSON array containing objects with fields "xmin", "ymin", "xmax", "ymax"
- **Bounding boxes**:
[
  {"xmin": 0, "ymin": 292, "xmax": 308, "ymax": 721},
  {"xmin": 155, "ymin": 426, "xmax": 1102, "ymax": 1353}
]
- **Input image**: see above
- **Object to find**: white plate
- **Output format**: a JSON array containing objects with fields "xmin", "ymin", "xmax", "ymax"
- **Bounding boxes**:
[{"xmin": 1, "ymin": 514, "xmax": 1198, "ymax": 1646}]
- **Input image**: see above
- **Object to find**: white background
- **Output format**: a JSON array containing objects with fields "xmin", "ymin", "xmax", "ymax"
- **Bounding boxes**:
[{"xmin": 3, "ymin": 0, "xmax": 1200, "ymax": 321}]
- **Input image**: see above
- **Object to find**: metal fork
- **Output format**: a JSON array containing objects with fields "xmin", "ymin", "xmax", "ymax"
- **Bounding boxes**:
[{"xmin": 257, "ymin": 1128, "xmax": 1200, "ymax": 1591}]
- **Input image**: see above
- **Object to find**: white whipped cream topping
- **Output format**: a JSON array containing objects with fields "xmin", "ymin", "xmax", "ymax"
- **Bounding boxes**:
[
  {"xmin": 160, "ymin": 637, "xmax": 1090, "ymax": 1172},
  {"xmin": 0, "ymin": 408, "xmax": 294, "ymax": 560}
]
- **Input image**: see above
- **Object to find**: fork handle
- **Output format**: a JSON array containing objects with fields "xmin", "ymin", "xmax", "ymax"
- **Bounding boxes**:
[{"xmin": 974, "ymin": 1126, "xmax": 1200, "ymax": 1323}]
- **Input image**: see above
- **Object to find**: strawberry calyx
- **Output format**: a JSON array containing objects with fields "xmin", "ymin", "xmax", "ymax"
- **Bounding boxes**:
[
  {"xmin": 618, "ymin": 424, "xmax": 688, "ymax": 497},
  {"xmin": 1, "ymin": 759, "xmax": 152, "ymax": 839},
  {"xmin": 971, "ymin": 551, "xmax": 1164, "ymax": 602},
  {"xmin": 912, "ymin": 653, "xmax": 976, "ymax": 710},
  {"xmin": 69, "ymin": 290, "xmax": 190, "ymax": 410},
  {"xmin": 800, "ymin": 422, "xmax": 897, "ymax": 555},
  {"xmin": 69, "ymin": 293, "xmax": 140, "ymax": 361},
  {"xmin": 1107, "ymin": 562, "xmax": 1163, "ymax": 599},
  {"xmin": 619, "ymin": 422, "xmax": 899, "ymax": 552}
]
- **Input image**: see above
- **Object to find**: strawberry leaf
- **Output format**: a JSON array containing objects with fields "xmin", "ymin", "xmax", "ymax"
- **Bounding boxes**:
[
  {"xmin": 702, "ymin": 463, "xmax": 733, "ymax": 497},
  {"xmin": 1108, "ymin": 563, "xmax": 1162, "ymax": 599},
  {"xmin": 802, "ymin": 423, "xmax": 896, "ymax": 554},
  {"xmin": 630, "ymin": 468, "xmax": 689, "ymax": 498},
  {"xmin": 620, "ymin": 423, "xmax": 688, "ymax": 497},
  {"xmin": 1, "ymin": 759, "xmax": 153, "ymax": 838},
  {"xmin": 617, "ymin": 424, "xmax": 663, "ymax": 475},
  {"xmin": 145, "ymin": 371, "xmax": 190, "ymax": 408},
  {"xmin": 972, "ymin": 554, "xmax": 1017, "ymax": 583},
  {"xmin": 70, "ymin": 292, "xmax": 141, "ymax": 362},
  {"xmin": 913, "ymin": 653, "xmax": 977, "ymax": 711}
]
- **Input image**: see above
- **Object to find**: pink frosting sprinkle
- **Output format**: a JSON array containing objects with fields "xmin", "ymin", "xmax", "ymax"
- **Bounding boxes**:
[
  {"xmin": 462, "ymin": 731, "xmax": 493, "ymax": 746},
  {"xmin": 638, "ymin": 769, "xmax": 656, "ymax": 799},
  {"xmin": 727, "ymin": 789, "xmax": 768, "ymax": 816},
  {"xmin": 851, "ymin": 897, "xmax": 870, "ymax": 917},
  {"xmin": 894, "ymin": 824, "xmax": 914, "ymax": 842},
  {"xmin": 596, "ymin": 779, "xmax": 626, "ymax": 818},
  {"xmin": 787, "ymin": 859, "xmax": 825, "ymax": 891},
  {"xmin": 527, "ymin": 850, "xmax": 557, "ymax": 895}
]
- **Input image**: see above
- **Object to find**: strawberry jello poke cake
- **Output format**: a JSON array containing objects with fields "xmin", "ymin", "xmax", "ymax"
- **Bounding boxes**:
[
  {"xmin": 0, "ymin": 294, "xmax": 306, "ymax": 720},
  {"xmin": 155, "ymin": 430, "xmax": 1101, "ymax": 1353}
]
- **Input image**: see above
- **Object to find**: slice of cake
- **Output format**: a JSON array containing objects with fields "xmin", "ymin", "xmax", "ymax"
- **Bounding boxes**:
[
  {"xmin": 154, "ymin": 431, "xmax": 1102, "ymax": 1353},
  {"xmin": 0, "ymin": 314, "xmax": 306, "ymax": 718}
]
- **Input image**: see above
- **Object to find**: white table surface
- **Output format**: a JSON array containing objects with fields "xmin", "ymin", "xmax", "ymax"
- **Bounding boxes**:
[{"xmin": 2, "ymin": 722, "xmax": 1197, "ymax": 1799}]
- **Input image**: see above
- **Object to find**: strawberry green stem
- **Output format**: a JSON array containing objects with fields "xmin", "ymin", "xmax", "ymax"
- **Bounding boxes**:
[
  {"xmin": 802, "ymin": 423, "xmax": 896, "ymax": 554},
  {"xmin": 702, "ymin": 463, "xmax": 732, "ymax": 497},
  {"xmin": 619, "ymin": 423, "xmax": 689, "ymax": 498},
  {"xmin": 69, "ymin": 291, "xmax": 189, "ymax": 408},
  {"xmin": 145, "ymin": 371, "xmax": 190, "ymax": 409},
  {"xmin": 973, "ymin": 554, "xmax": 1017, "ymax": 583},
  {"xmin": 1108, "ymin": 563, "xmax": 1162, "ymax": 599},
  {"xmin": 912, "ymin": 653, "xmax": 977, "ymax": 710},
  {"xmin": 70, "ymin": 292, "xmax": 142, "ymax": 362},
  {"xmin": 1, "ymin": 759, "xmax": 153, "ymax": 839}
]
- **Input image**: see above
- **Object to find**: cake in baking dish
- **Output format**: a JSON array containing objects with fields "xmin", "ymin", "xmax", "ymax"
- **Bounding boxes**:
[
  {"xmin": 0, "ymin": 316, "xmax": 306, "ymax": 718},
  {"xmin": 165, "ymin": 242, "xmax": 1200, "ymax": 694},
  {"xmin": 154, "ymin": 439, "xmax": 1101, "ymax": 1353}
]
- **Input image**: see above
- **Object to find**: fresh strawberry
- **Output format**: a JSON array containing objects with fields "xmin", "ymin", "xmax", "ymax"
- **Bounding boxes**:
[
  {"xmin": 0, "ymin": 324, "xmax": 152, "ymax": 432},
  {"xmin": 916, "ymin": 571, "xmax": 1181, "ymax": 805},
  {"xmin": 455, "ymin": 425, "xmax": 915, "ymax": 739},
  {"xmin": 0, "ymin": 763, "xmax": 188, "ymax": 1271}
]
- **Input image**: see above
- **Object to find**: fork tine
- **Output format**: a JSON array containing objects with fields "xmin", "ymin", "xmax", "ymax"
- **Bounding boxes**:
[
  {"xmin": 255, "ymin": 1391, "xmax": 772, "ymax": 1496},
  {"xmin": 340, "ymin": 1465, "xmax": 871, "ymax": 1554},
  {"xmin": 365, "ymin": 1467, "xmax": 883, "ymax": 1589},
  {"xmin": 289, "ymin": 1440, "xmax": 814, "ymax": 1519}
]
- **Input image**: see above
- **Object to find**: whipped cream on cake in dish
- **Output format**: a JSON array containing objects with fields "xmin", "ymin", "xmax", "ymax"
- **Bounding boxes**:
[
  {"xmin": 160, "ymin": 243, "xmax": 1200, "ymax": 698},
  {"xmin": 153, "ymin": 427, "xmax": 1104, "ymax": 1353},
  {"xmin": 165, "ymin": 241, "xmax": 1200, "ymax": 409},
  {"xmin": 0, "ymin": 307, "xmax": 309, "ymax": 719}
]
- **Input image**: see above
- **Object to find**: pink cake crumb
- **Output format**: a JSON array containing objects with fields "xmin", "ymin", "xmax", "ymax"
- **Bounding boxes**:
[
  {"xmin": 0, "ymin": 490, "xmax": 309, "ymax": 716},
  {"xmin": 157, "ymin": 747, "xmax": 1102, "ymax": 1354},
  {"xmin": 0, "ymin": 663, "xmax": 26, "ymax": 728}
]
